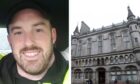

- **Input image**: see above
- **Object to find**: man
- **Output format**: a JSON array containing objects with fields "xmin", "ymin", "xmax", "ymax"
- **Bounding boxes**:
[{"xmin": 0, "ymin": 1, "xmax": 69, "ymax": 84}]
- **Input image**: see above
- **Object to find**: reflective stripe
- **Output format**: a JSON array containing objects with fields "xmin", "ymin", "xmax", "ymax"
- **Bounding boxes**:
[{"xmin": 63, "ymin": 69, "xmax": 70, "ymax": 84}]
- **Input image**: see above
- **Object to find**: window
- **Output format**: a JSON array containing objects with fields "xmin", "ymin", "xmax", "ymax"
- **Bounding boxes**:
[
  {"xmin": 78, "ymin": 60, "xmax": 81, "ymax": 66},
  {"xmin": 134, "ymin": 37, "xmax": 139, "ymax": 47},
  {"xmin": 93, "ymin": 59, "xmax": 97, "ymax": 65},
  {"xmin": 89, "ymin": 59, "xmax": 92, "ymax": 64},
  {"xmin": 87, "ymin": 38, "xmax": 92, "ymax": 55},
  {"xmin": 97, "ymin": 58, "xmax": 100, "ymax": 65},
  {"xmin": 125, "ymin": 66, "xmax": 138, "ymax": 84},
  {"xmin": 82, "ymin": 59, "xmax": 85, "ymax": 65},
  {"xmin": 71, "ymin": 49, "xmax": 74, "ymax": 56},
  {"xmin": 101, "ymin": 58, "xmax": 105, "ymax": 65},
  {"xmin": 135, "ymin": 38, "xmax": 138, "ymax": 42},
  {"xmin": 119, "ymin": 56, "xmax": 124, "ymax": 63},
  {"xmin": 84, "ymin": 68, "xmax": 93, "ymax": 79},
  {"xmin": 129, "ymin": 54, "xmax": 135, "ymax": 62},
  {"xmin": 114, "ymin": 56, "xmax": 118, "ymax": 64},
  {"xmin": 78, "ymin": 40, "xmax": 82, "ymax": 56},
  {"xmin": 0, "ymin": 28, "xmax": 11, "ymax": 54},
  {"xmin": 110, "ymin": 33, "xmax": 116, "ymax": 50},
  {"xmin": 72, "ymin": 44, "xmax": 77, "ymax": 56},
  {"xmin": 75, "ymin": 60, "xmax": 78, "ymax": 65},
  {"xmin": 125, "ymin": 55, "xmax": 129, "ymax": 63},
  {"xmin": 135, "ymin": 25, "xmax": 137, "ymax": 29},
  {"xmin": 122, "ymin": 30, "xmax": 129, "ymax": 49},
  {"xmin": 110, "ymin": 57, "xmax": 114, "ymax": 64},
  {"xmin": 129, "ymin": 26, "xmax": 132, "ymax": 31},
  {"xmin": 98, "ymin": 35, "xmax": 102, "ymax": 53},
  {"xmin": 110, "ymin": 67, "xmax": 122, "ymax": 83},
  {"xmin": 105, "ymin": 57, "xmax": 109, "ymax": 65},
  {"xmin": 85, "ymin": 59, "xmax": 88, "ymax": 65},
  {"xmin": 74, "ymin": 69, "xmax": 82, "ymax": 79}
]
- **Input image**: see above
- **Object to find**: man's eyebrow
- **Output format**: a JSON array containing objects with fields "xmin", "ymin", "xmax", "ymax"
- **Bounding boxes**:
[
  {"xmin": 10, "ymin": 26, "xmax": 21, "ymax": 33},
  {"xmin": 33, "ymin": 22, "xmax": 46, "ymax": 27}
]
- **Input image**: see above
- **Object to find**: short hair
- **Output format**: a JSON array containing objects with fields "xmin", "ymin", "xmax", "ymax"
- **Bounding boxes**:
[{"xmin": 6, "ymin": 0, "xmax": 52, "ymax": 33}]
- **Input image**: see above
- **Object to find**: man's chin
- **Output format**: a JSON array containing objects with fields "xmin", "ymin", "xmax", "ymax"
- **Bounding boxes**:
[
  {"xmin": 20, "ymin": 60, "xmax": 46, "ymax": 75},
  {"xmin": 23, "ymin": 65, "xmax": 45, "ymax": 75}
]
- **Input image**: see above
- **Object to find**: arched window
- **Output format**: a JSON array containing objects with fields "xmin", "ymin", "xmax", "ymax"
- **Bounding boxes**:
[
  {"xmin": 101, "ymin": 58, "xmax": 104, "ymax": 65},
  {"xmin": 75, "ymin": 60, "xmax": 78, "ymax": 65},
  {"xmin": 114, "ymin": 56, "xmax": 118, "ymax": 64},
  {"xmin": 105, "ymin": 57, "xmax": 109, "ymax": 65},
  {"xmin": 84, "ymin": 68, "xmax": 93, "ymax": 79},
  {"xmin": 129, "ymin": 54, "xmax": 135, "ymax": 62},
  {"xmin": 93, "ymin": 59, "xmax": 96, "ymax": 65},
  {"xmin": 79, "ymin": 60, "xmax": 81, "ymax": 66},
  {"xmin": 119, "ymin": 55, "xmax": 124, "ymax": 63},
  {"xmin": 85, "ymin": 59, "xmax": 88, "ymax": 65},
  {"xmin": 110, "ymin": 57, "xmax": 114, "ymax": 64},
  {"xmin": 125, "ymin": 55, "xmax": 129, "ymax": 63},
  {"xmin": 125, "ymin": 66, "xmax": 138, "ymax": 84},
  {"xmin": 110, "ymin": 67, "xmax": 122, "ymax": 83},
  {"xmin": 97, "ymin": 58, "xmax": 100, "ymax": 65},
  {"xmin": 74, "ymin": 69, "xmax": 82, "ymax": 79},
  {"xmin": 82, "ymin": 59, "xmax": 85, "ymax": 65},
  {"xmin": 89, "ymin": 58, "xmax": 92, "ymax": 64}
]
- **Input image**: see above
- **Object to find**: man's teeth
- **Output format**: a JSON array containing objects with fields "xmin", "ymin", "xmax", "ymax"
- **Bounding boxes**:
[{"xmin": 24, "ymin": 52, "xmax": 38, "ymax": 56}]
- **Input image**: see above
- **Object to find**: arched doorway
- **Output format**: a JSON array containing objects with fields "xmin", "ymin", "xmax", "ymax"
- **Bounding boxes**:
[{"xmin": 97, "ymin": 68, "xmax": 106, "ymax": 84}]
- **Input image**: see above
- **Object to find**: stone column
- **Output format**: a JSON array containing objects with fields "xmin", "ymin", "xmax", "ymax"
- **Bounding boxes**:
[
  {"xmin": 137, "ymin": 70, "xmax": 140, "ymax": 84},
  {"xmin": 92, "ymin": 72, "xmax": 96, "ymax": 84},
  {"xmin": 106, "ymin": 71, "xmax": 110, "ymax": 84}
]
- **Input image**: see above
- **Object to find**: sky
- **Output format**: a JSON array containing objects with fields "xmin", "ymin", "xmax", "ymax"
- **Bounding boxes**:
[{"xmin": 69, "ymin": 0, "xmax": 140, "ymax": 35}]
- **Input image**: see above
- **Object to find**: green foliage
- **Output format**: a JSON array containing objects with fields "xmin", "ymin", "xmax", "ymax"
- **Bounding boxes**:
[{"xmin": 0, "ymin": 53, "xmax": 4, "ymax": 60}]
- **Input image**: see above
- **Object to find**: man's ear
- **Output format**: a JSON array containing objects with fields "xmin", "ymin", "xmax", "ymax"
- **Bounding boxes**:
[{"xmin": 51, "ymin": 28, "xmax": 57, "ymax": 44}]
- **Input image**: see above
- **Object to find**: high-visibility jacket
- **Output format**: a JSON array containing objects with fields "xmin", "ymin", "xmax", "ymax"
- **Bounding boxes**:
[{"xmin": 43, "ymin": 69, "xmax": 69, "ymax": 84}]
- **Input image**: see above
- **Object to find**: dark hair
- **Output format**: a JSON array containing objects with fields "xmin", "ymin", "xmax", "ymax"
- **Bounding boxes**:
[{"xmin": 6, "ymin": 0, "xmax": 52, "ymax": 33}]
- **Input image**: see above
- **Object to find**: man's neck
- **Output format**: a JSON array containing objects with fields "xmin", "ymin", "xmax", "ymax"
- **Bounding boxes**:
[{"xmin": 17, "ymin": 54, "xmax": 55, "ymax": 80}]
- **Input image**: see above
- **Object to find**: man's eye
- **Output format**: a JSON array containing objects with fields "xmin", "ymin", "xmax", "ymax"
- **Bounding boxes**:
[
  {"xmin": 14, "ymin": 31, "xmax": 22, "ymax": 35},
  {"xmin": 36, "ymin": 29, "xmax": 43, "ymax": 32}
]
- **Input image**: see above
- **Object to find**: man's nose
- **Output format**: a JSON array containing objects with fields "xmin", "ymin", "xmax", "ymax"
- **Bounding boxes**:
[{"xmin": 24, "ymin": 33, "xmax": 34, "ymax": 47}]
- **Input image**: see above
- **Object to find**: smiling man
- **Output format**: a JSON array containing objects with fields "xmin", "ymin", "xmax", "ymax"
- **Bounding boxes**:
[{"xmin": 0, "ymin": 1, "xmax": 69, "ymax": 84}]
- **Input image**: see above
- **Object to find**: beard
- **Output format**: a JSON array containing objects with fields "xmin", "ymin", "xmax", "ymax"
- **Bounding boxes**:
[{"xmin": 16, "ymin": 45, "xmax": 53, "ymax": 75}]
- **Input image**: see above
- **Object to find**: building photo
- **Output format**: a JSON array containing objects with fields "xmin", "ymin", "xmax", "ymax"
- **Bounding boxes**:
[{"xmin": 71, "ymin": 6, "xmax": 140, "ymax": 84}]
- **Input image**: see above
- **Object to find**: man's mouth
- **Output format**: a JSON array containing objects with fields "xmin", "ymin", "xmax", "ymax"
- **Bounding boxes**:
[
  {"xmin": 22, "ymin": 50, "xmax": 41, "ymax": 60},
  {"xmin": 24, "ymin": 51, "xmax": 38, "ymax": 57}
]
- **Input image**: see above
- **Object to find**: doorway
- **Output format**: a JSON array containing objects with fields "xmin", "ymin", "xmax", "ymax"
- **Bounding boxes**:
[{"xmin": 97, "ymin": 68, "xmax": 106, "ymax": 84}]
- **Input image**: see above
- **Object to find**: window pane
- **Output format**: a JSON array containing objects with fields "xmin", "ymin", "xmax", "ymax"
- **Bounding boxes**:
[
  {"xmin": 132, "ymin": 71, "xmax": 137, "ymax": 74},
  {"xmin": 127, "ymin": 71, "xmax": 131, "ymax": 74}
]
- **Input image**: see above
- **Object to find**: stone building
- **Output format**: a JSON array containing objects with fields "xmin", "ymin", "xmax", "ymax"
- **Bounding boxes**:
[{"xmin": 71, "ymin": 7, "xmax": 140, "ymax": 84}]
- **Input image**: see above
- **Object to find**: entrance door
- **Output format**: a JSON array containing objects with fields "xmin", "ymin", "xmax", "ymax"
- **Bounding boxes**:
[{"xmin": 97, "ymin": 68, "xmax": 105, "ymax": 84}]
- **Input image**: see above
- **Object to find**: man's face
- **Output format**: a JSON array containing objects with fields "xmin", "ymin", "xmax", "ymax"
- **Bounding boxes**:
[{"xmin": 8, "ymin": 9, "xmax": 56, "ymax": 75}]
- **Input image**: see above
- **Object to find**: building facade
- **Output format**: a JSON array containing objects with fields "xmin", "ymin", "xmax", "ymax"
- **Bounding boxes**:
[{"xmin": 71, "ymin": 7, "xmax": 140, "ymax": 84}]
